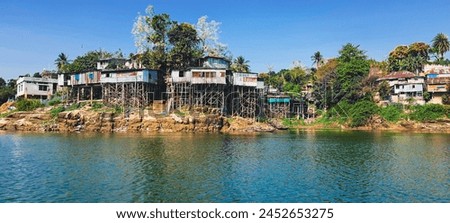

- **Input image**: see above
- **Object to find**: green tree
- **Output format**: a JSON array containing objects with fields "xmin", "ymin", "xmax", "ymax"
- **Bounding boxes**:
[
  {"xmin": 377, "ymin": 81, "xmax": 391, "ymax": 100},
  {"xmin": 7, "ymin": 79, "xmax": 16, "ymax": 88},
  {"xmin": 281, "ymin": 66, "xmax": 308, "ymax": 94},
  {"xmin": 167, "ymin": 23, "xmax": 202, "ymax": 70},
  {"xmin": 334, "ymin": 43, "xmax": 370, "ymax": 104},
  {"xmin": 432, "ymin": 33, "xmax": 450, "ymax": 61},
  {"xmin": 388, "ymin": 42, "xmax": 429, "ymax": 73},
  {"xmin": 0, "ymin": 78, "xmax": 17, "ymax": 104},
  {"xmin": 388, "ymin": 45, "xmax": 409, "ymax": 71},
  {"xmin": 0, "ymin": 77, "xmax": 6, "ymax": 87},
  {"xmin": 311, "ymin": 51, "xmax": 324, "ymax": 69},
  {"xmin": 231, "ymin": 56, "xmax": 250, "ymax": 73},
  {"xmin": 408, "ymin": 42, "xmax": 429, "ymax": 59},
  {"xmin": 312, "ymin": 59, "xmax": 338, "ymax": 109},
  {"xmin": 66, "ymin": 50, "xmax": 112, "ymax": 73},
  {"xmin": 145, "ymin": 13, "xmax": 173, "ymax": 73},
  {"xmin": 55, "ymin": 53, "xmax": 69, "ymax": 72}
]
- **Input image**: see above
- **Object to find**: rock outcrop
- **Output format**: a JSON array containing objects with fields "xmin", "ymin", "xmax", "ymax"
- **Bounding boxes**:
[{"xmin": 0, "ymin": 108, "xmax": 276, "ymax": 133}]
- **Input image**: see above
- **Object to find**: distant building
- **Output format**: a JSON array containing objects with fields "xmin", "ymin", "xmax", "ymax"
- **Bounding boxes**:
[
  {"xmin": 56, "ymin": 56, "xmax": 159, "ymax": 108},
  {"xmin": 376, "ymin": 71, "xmax": 426, "ymax": 105},
  {"xmin": 101, "ymin": 69, "xmax": 158, "ymax": 107},
  {"xmin": 198, "ymin": 56, "xmax": 231, "ymax": 69},
  {"xmin": 266, "ymin": 95, "xmax": 291, "ymax": 118},
  {"xmin": 169, "ymin": 56, "xmax": 264, "ymax": 118},
  {"xmin": 423, "ymin": 64, "xmax": 450, "ymax": 104},
  {"xmin": 169, "ymin": 57, "xmax": 230, "ymax": 111},
  {"xmin": 16, "ymin": 76, "xmax": 58, "ymax": 100}
]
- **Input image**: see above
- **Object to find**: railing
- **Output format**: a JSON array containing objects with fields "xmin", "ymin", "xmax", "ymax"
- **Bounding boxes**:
[
  {"xmin": 100, "ymin": 76, "xmax": 145, "ymax": 83},
  {"xmin": 427, "ymin": 77, "xmax": 450, "ymax": 85}
]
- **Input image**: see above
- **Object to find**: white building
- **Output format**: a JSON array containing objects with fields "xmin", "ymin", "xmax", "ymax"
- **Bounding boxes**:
[
  {"xmin": 377, "ymin": 71, "xmax": 426, "ymax": 105},
  {"xmin": 16, "ymin": 76, "xmax": 58, "ymax": 99}
]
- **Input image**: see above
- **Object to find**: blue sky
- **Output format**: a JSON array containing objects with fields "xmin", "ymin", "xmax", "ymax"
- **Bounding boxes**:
[{"xmin": 1, "ymin": 0, "xmax": 449, "ymax": 80}]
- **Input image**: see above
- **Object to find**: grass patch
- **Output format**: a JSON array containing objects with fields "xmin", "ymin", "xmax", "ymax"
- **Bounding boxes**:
[
  {"xmin": 174, "ymin": 110, "xmax": 186, "ymax": 117},
  {"xmin": 114, "ymin": 106, "xmax": 123, "ymax": 115},
  {"xmin": 410, "ymin": 104, "xmax": 447, "ymax": 121},
  {"xmin": 50, "ymin": 106, "xmax": 65, "ymax": 118},
  {"xmin": 282, "ymin": 118, "xmax": 304, "ymax": 128},
  {"xmin": 91, "ymin": 101, "xmax": 104, "ymax": 111},
  {"xmin": 15, "ymin": 99, "xmax": 44, "ymax": 111},
  {"xmin": 379, "ymin": 105, "xmax": 403, "ymax": 122},
  {"xmin": 66, "ymin": 102, "xmax": 86, "ymax": 111},
  {"xmin": 0, "ymin": 111, "xmax": 14, "ymax": 118},
  {"xmin": 48, "ymin": 97, "xmax": 62, "ymax": 106}
]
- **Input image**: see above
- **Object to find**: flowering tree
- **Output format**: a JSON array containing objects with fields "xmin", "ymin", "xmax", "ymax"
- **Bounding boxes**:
[
  {"xmin": 131, "ymin": 5, "xmax": 155, "ymax": 53},
  {"xmin": 195, "ymin": 16, "xmax": 229, "ymax": 58}
]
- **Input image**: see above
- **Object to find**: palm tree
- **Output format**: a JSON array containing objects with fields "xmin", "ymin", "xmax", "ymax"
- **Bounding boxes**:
[
  {"xmin": 432, "ymin": 33, "xmax": 450, "ymax": 61},
  {"xmin": 55, "ymin": 53, "xmax": 69, "ymax": 72},
  {"xmin": 311, "ymin": 51, "xmax": 324, "ymax": 68},
  {"xmin": 231, "ymin": 56, "xmax": 250, "ymax": 73}
]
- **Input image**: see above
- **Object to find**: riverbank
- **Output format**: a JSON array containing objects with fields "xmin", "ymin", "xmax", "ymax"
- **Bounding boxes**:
[
  {"xmin": 0, "ymin": 103, "xmax": 449, "ymax": 133},
  {"xmin": 0, "ymin": 104, "xmax": 276, "ymax": 133},
  {"xmin": 281, "ymin": 114, "xmax": 450, "ymax": 133}
]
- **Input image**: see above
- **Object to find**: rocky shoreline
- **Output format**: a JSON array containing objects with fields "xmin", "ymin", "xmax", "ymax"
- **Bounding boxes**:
[
  {"xmin": 0, "ymin": 107, "xmax": 277, "ymax": 133},
  {"xmin": 0, "ymin": 106, "xmax": 449, "ymax": 134}
]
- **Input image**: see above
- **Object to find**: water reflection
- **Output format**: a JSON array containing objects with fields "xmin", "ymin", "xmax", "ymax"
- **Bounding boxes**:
[{"xmin": 0, "ymin": 131, "xmax": 448, "ymax": 202}]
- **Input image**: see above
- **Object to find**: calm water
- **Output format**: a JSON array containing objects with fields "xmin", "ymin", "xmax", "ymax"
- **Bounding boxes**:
[{"xmin": 0, "ymin": 131, "xmax": 448, "ymax": 203}]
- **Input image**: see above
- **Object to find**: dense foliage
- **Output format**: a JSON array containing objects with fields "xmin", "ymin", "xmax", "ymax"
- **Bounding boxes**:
[
  {"xmin": 388, "ymin": 42, "xmax": 429, "ymax": 73},
  {"xmin": 64, "ymin": 50, "xmax": 113, "ymax": 73},
  {"xmin": 348, "ymin": 100, "xmax": 379, "ymax": 127},
  {"xmin": 0, "ymin": 78, "xmax": 16, "ymax": 104},
  {"xmin": 410, "ymin": 104, "xmax": 447, "ymax": 121},
  {"xmin": 379, "ymin": 104, "xmax": 403, "ymax": 122},
  {"xmin": 15, "ymin": 99, "xmax": 43, "ymax": 111},
  {"xmin": 335, "ymin": 44, "xmax": 370, "ymax": 104},
  {"xmin": 259, "ymin": 66, "xmax": 310, "ymax": 95}
]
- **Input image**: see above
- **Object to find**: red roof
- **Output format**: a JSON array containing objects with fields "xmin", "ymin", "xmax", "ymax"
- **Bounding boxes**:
[{"xmin": 377, "ymin": 71, "xmax": 416, "ymax": 81}]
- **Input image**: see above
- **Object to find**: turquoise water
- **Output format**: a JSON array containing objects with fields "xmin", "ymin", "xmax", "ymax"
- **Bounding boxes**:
[{"xmin": 0, "ymin": 131, "xmax": 448, "ymax": 202}]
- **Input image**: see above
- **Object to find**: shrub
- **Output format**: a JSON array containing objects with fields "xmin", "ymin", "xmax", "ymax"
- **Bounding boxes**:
[
  {"xmin": 91, "ymin": 101, "xmax": 104, "ymax": 110},
  {"xmin": 50, "ymin": 106, "xmax": 65, "ymax": 118},
  {"xmin": 410, "ymin": 104, "xmax": 447, "ymax": 121},
  {"xmin": 66, "ymin": 102, "xmax": 86, "ymax": 111},
  {"xmin": 48, "ymin": 97, "xmax": 62, "ymax": 106},
  {"xmin": 379, "ymin": 105, "xmax": 403, "ymax": 122},
  {"xmin": 114, "ymin": 106, "xmax": 123, "ymax": 115},
  {"xmin": 348, "ymin": 100, "xmax": 379, "ymax": 127},
  {"xmin": 16, "ymin": 99, "xmax": 43, "ymax": 111},
  {"xmin": 442, "ymin": 94, "xmax": 450, "ymax": 105}
]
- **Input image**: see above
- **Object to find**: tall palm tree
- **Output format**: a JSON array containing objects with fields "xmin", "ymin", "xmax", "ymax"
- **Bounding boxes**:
[
  {"xmin": 231, "ymin": 56, "xmax": 250, "ymax": 73},
  {"xmin": 311, "ymin": 51, "xmax": 324, "ymax": 68},
  {"xmin": 432, "ymin": 33, "xmax": 450, "ymax": 60},
  {"xmin": 55, "ymin": 53, "xmax": 69, "ymax": 72}
]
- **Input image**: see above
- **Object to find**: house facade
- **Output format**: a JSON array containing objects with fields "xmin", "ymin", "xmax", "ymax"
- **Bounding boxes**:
[
  {"xmin": 169, "ymin": 56, "xmax": 264, "ymax": 117},
  {"xmin": 57, "ymin": 57, "xmax": 159, "ymax": 107},
  {"xmin": 423, "ymin": 64, "xmax": 450, "ymax": 104},
  {"xmin": 376, "ymin": 71, "xmax": 426, "ymax": 105},
  {"xmin": 16, "ymin": 76, "xmax": 58, "ymax": 100}
]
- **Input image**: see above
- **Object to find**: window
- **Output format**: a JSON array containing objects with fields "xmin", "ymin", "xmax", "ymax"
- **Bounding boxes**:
[
  {"xmin": 39, "ymin": 85, "xmax": 48, "ymax": 91},
  {"xmin": 412, "ymin": 85, "xmax": 415, "ymax": 89},
  {"xmin": 179, "ymin": 71, "xmax": 184, "ymax": 77}
]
